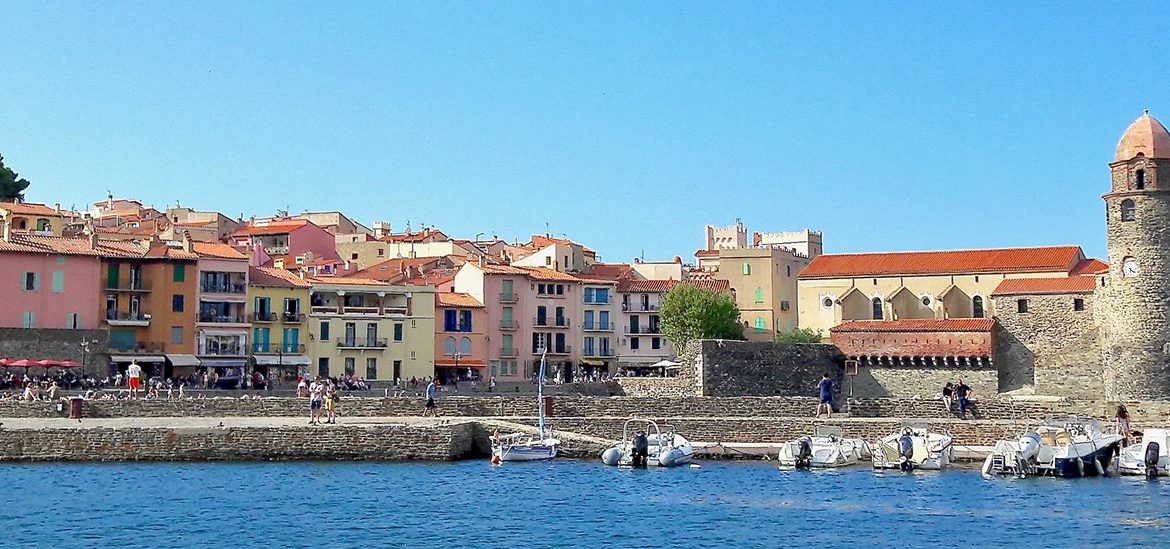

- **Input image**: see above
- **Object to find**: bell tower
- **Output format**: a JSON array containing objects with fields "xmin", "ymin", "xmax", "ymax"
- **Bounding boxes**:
[{"xmin": 1100, "ymin": 110, "xmax": 1170, "ymax": 399}]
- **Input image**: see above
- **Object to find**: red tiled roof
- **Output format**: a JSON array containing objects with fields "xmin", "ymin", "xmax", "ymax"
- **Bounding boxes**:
[
  {"xmin": 617, "ymin": 278, "xmax": 732, "ymax": 293},
  {"xmin": 990, "ymin": 277, "xmax": 1097, "ymax": 296},
  {"xmin": 380, "ymin": 228, "xmax": 447, "ymax": 243},
  {"xmin": 1070, "ymin": 258, "xmax": 1109, "ymax": 276},
  {"xmin": 517, "ymin": 267, "xmax": 580, "ymax": 282},
  {"xmin": 144, "ymin": 242, "xmax": 199, "ymax": 260},
  {"xmin": 231, "ymin": 220, "xmax": 311, "ymax": 237},
  {"xmin": 831, "ymin": 319, "xmax": 996, "ymax": 333},
  {"xmin": 249, "ymin": 266, "xmax": 311, "ymax": 288},
  {"xmin": 191, "ymin": 242, "xmax": 247, "ymax": 259},
  {"xmin": 353, "ymin": 257, "xmax": 441, "ymax": 281},
  {"xmin": 694, "ymin": 249, "xmax": 720, "ymax": 257},
  {"xmin": 0, "ymin": 201, "xmax": 74, "ymax": 217},
  {"xmin": 403, "ymin": 268, "xmax": 458, "ymax": 287},
  {"xmin": 799, "ymin": 246, "xmax": 1084, "ymax": 279},
  {"xmin": 578, "ymin": 263, "xmax": 634, "ymax": 282},
  {"xmin": 308, "ymin": 276, "xmax": 390, "ymax": 286},
  {"xmin": 435, "ymin": 292, "xmax": 483, "ymax": 308},
  {"xmin": 0, "ymin": 234, "xmax": 147, "ymax": 258}
]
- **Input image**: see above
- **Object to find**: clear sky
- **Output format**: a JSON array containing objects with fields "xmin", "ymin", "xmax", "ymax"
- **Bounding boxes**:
[{"xmin": 0, "ymin": 2, "xmax": 1162, "ymax": 262}]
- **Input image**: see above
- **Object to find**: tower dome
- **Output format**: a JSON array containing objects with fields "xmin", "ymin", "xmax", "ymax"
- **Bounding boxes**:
[{"xmin": 1115, "ymin": 110, "xmax": 1170, "ymax": 162}]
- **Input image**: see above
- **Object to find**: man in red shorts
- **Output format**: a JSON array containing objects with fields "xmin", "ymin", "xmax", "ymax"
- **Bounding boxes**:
[{"xmin": 127, "ymin": 360, "xmax": 143, "ymax": 399}]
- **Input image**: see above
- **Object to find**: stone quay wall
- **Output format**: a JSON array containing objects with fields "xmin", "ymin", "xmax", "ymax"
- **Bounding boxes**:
[
  {"xmin": 849, "ymin": 364, "xmax": 997, "ymax": 400},
  {"xmin": 0, "ymin": 422, "xmax": 477, "ymax": 462},
  {"xmin": 0, "ymin": 328, "xmax": 109, "ymax": 376},
  {"xmin": 694, "ymin": 340, "xmax": 845, "ymax": 398},
  {"xmin": 994, "ymin": 293, "xmax": 1103, "ymax": 398}
]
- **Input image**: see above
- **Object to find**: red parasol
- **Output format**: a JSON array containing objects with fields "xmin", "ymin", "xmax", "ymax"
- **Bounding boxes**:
[
  {"xmin": 7, "ymin": 359, "xmax": 36, "ymax": 367},
  {"xmin": 35, "ymin": 360, "xmax": 62, "ymax": 367},
  {"xmin": 0, "ymin": 358, "xmax": 11, "ymax": 366},
  {"xmin": 57, "ymin": 360, "xmax": 83, "ymax": 368}
]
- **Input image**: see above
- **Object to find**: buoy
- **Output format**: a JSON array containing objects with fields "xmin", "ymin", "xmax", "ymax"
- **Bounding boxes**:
[
  {"xmin": 689, "ymin": 463, "xmax": 701, "ymax": 469},
  {"xmin": 491, "ymin": 455, "xmax": 501, "ymax": 465},
  {"xmin": 1076, "ymin": 457, "xmax": 1085, "ymax": 477}
]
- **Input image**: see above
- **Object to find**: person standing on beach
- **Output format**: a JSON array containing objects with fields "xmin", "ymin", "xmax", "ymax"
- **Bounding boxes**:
[
  {"xmin": 422, "ymin": 379, "xmax": 438, "ymax": 417},
  {"xmin": 816, "ymin": 373, "xmax": 833, "ymax": 417},
  {"xmin": 127, "ymin": 361, "xmax": 142, "ymax": 399},
  {"xmin": 955, "ymin": 378, "xmax": 973, "ymax": 419},
  {"xmin": 308, "ymin": 377, "xmax": 325, "ymax": 425}
]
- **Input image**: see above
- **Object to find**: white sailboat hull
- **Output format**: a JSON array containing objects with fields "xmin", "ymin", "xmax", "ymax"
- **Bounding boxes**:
[
  {"xmin": 494, "ymin": 438, "xmax": 561, "ymax": 462},
  {"xmin": 777, "ymin": 437, "xmax": 867, "ymax": 469}
]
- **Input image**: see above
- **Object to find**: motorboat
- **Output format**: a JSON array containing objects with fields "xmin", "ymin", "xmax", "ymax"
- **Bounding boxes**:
[
  {"xmin": 491, "ymin": 352, "xmax": 560, "ymax": 463},
  {"xmin": 601, "ymin": 418, "xmax": 694, "ymax": 468},
  {"xmin": 871, "ymin": 420, "xmax": 953, "ymax": 472},
  {"xmin": 981, "ymin": 417, "xmax": 1125, "ymax": 479},
  {"xmin": 1117, "ymin": 428, "xmax": 1170, "ymax": 478},
  {"xmin": 777, "ymin": 425, "xmax": 869, "ymax": 469}
]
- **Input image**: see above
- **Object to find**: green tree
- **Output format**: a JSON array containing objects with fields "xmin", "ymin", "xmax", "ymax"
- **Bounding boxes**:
[
  {"xmin": 0, "ymin": 154, "xmax": 31, "ymax": 201},
  {"xmin": 659, "ymin": 284, "xmax": 744, "ymax": 351},
  {"xmin": 777, "ymin": 327, "xmax": 823, "ymax": 344}
]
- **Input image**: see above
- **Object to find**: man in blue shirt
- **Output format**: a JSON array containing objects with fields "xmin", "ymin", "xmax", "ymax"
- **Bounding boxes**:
[{"xmin": 816, "ymin": 373, "xmax": 833, "ymax": 417}]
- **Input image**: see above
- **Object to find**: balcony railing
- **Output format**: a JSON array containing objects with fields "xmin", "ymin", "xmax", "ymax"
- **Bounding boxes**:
[
  {"xmin": 582, "ymin": 322, "xmax": 614, "ymax": 332},
  {"xmin": 624, "ymin": 325, "xmax": 660, "ymax": 334},
  {"xmin": 108, "ymin": 341, "xmax": 165, "ymax": 354},
  {"xmin": 283, "ymin": 312, "xmax": 305, "ymax": 323},
  {"xmin": 251, "ymin": 342, "xmax": 307, "ymax": 354},
  {"xmin": 336, "ymin": 338, "xmax": 389, "ymax": 349},
  {"xmin": 621, "ymin": 303, "xmax": 659, "ymax": 312},
  {"xmin": 253, "ymin": 312, "xmax": 277, "ymax": 323},
  {"xmin": 200, "ymin": 282, "xmax": 247, "ymax": 294},
  {"xmin": 107, "ymin": 280, "xmax": 151, "ymax": 292},
  {"xmin": 583, "ymin": 297, "xmax": 610, "ymax": 304},
  {"xmin": 198, "ymin": 347, "xmax": 245, "ymax": 357},
  {"xmin": 105, "ymin": 311, "xmax": 152, "ymax": 326},
  {"xmin": 199, "ymin": 313, "xmax": 246, "ymax": 324},
  {"xmin": 309, "ymin": 306, "xmax": 408, "ymax": 316},
  {"xmin": 442, "ymin": 324, "xmax": 473, "ymax": 333},
  {"xmin": 582, "ymin": 348, "xmax": 615, "ymax": 358},
  {"xmin": 499, "ymin": 292, "xmax": 518, "ymax": 304},
  {"xmin": 534, "ymin": 317, "xmax": 571, "ymax": 328},
  {"xmin": 500, "ymin": 347, "xmax": 518, "ymax": 358},
  {"xmin": 500, "ymin": 320, "xmax": 519, "ymax": 330},
  {"xmin": 537, "ymin": 345, "xmax": 572, "ymax": 355}
]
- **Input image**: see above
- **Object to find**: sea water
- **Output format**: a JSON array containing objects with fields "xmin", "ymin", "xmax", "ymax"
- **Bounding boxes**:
[{"xmin": 4, "ymin": 460, "xmax": 1164, "ymax": 547}]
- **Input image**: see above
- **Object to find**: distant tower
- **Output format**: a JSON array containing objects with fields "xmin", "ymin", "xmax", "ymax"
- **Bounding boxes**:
[{"xmin": 1100, "ymin": 110, "xmax": 1170, "ymax": 399}]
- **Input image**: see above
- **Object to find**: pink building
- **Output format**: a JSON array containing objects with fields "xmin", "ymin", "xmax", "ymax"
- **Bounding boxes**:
[
  {"xmin": 0, "ymin": 233, "xmax": 106, "ymax": 329},
  {"xmin": 434, "ymin": 291, "xmax": 487, "ymax": 382},
  {"xmin": 229, "ymin": 219, "xmax": 339, "ymax": 264}
]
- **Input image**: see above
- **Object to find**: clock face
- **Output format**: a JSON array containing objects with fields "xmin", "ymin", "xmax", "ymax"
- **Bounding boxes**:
[{"xmin": 1122, "ymin": 258, "xmax": 1140, "ymax": 278}]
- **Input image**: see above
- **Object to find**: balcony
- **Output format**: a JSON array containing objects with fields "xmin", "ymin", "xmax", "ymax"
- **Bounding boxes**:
[
  {"xmin": 537, "ymin": 345, "xmax": 572, "ymax": 355},
  {"xmin": 582, "ymin": 348, "xmax": 615, "ymax": 358},
  {"xmin": 500, "ymin": 347, "xmax": 518, "ymax": 358},
  {"xmin": 106, "ymin": 280, "xmax": 151, "ymax": 293},
  {"xmin": 109, "ymin": 341, "xmax": 165, "ymax": 354},
  {"xmin": 201, "ymin": 282, "xmax": 247, "ymax": 294},
  {"xmin": 199, "ymin": 313, "xmax": 247, "ymax": 324},
  {"xmin": 500, "ymin": 320, "xmax": 519, "ymax": 331},
  {"xmin": 309, "ymin": 306, "xmax": 408, "ymax": 317},
  {"xmin": 583, "ymin": 297, "xmax": 610, "ymax": 305},
  {"xmin": 499, "ymin": 292, "xmax": 518, "ymax": 304},
  {"xmin": 253, "ymin": 312, "xmax": 277, "ymax": 323},
  {"xmin": 624, "ymin": 325, "xmax": 660, "ymax": 335},
  {"xmin": 533, "ymin": 317, "xmax": 571, "ymax": 329},
  {"xmin": 442, "ymin": 324, "xmax": 473, "ymax": 333},
  {"xmin": 263, "ymin": 245, "xmax": 290, "ymax": 256},
  {"xmin": 282, "ymin": 312, "xmax": 305, "ymax": 323},
  {"xmin": 251, "ymin": 342, "xmax": 307, "ymax": 354},
  {"xmin": 336, "ymin": 338, "xmax": 389, "ymax": 349},
  {"xmin": 197, "ymin": 345, "xmax": 245, "ymax": 357},
  {"xmin": 582, "ymin": 322, "xmax": 614, "ymax": 332},
  {"xmin": 621, "ymin": 303, "xmax": 659, "ymax": 312},
  {"xmin": 105, "ymin": 311, "xmax": 151, "ymax": 327}
]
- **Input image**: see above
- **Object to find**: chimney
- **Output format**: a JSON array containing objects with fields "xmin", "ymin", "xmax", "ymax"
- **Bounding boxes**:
[
  {"xmin": 478, "ymin": 254, "xmax": 485, "ymax": 268},
  {"xmin": 54, "ymin": 203, "xmax": 61, "ymax": 214},
  {"xmin": 181, "ymin": 230, "xmax": 193, "ymax": 253},
  {"xmin": 89, "ymin": 227, "xmax": 98, "ymax": 249},
  {"xmin": 1, "ymin": 215, "xmax": 10, "ymax": 243}
]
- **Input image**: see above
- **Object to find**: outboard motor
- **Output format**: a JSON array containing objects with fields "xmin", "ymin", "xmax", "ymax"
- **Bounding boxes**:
[
  {"xmin": 1145, "ymin": 441, "xmax": 1161, "ymax": 479},
  {"xmin": 631, "ymin": 431, "xmax": 649, "ymax": 468},
  {"xmin": 796, "ymin": 437, "xmax": 813, "ymax": 469},
  {"xmin": 898, "ymin": 431, "xmax": 915, "ymax": 472}
]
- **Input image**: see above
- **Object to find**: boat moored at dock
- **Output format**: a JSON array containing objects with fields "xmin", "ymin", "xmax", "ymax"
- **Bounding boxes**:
[
  {"xmin": 601, "ymin": 419, "xmax": 694, "ymax": 468},
  {"xmin": 871, "ymin": 420, "xmax": 953, "ymax": 472},
  {"xmin": 1117, "ymin": 429, "xmax": 1170, "ymax": 478},
  {"xmin": 777, "ymin": 426, "xmax": 869, "ymax": 469},
  {"xmin": 981, "ymin": 417, "xmax": 1125, "ymax": 479}
]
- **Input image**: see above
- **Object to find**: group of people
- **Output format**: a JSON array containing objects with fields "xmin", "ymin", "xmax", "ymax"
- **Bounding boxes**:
[
  {"xmin": 301, "ymin": 376, "xmax": 341, "ymax": 425},
  {"xmin": 941, "ymin": 379, "xmax": 974, "ymax": 419}
]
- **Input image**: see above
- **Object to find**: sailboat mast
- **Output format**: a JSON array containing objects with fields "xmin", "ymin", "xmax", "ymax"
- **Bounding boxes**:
[{"xmin": 537, "ymin": 351, "xmax": 547, "ymax": 438}]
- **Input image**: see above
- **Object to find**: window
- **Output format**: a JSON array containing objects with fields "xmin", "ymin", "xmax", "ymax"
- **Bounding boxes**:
[
  {"xmin": 444, "ymin": 337, "xmax": 456, "ymax": 356},
  {"xmin": 1017, "ymin": 299, "xmax": 1029, "ymax": 313},
  {"xmin": 410, "ymin": 351, "xmax": 416, "ymax": 360},
  {"xmin": 366, "ymin": 358, "xmax": 378, "ymax": 379},
  {"xmin": 351, "ymin": 253, "xmax": 358, "ymax": 260},
  {"xmin": 344, "ymin": 357, "xmax": 356, "ymax": 376},
  {"xmin": 377, "ymin": 248, "xmax": 384, "ymax": 257},
  {"xmin": 651, "ymin": 337, "xmax": 661, "ymax": 350},
  {"xmin": 754, "ymin": 317, "xmax": 765, "ymax": 331},
  {"xmin": 972, "ymin": 296, "xmax": 984, "ymax": 318},
  {"xmin": 1121, "ymin": 199, "xmax": 1135, "ymax": 222},
  {"xmin": 873, "ymin": 278, "xmax": 878, "ymax": 285},
  {"xmin": 545, "ymin": 256, "xmax": 552, "ymax": 266},
  {"xmin": 459, "ymin": 310, "xmax": 472, "ymax": 331},
  {"xmin": 786, "ymin": 265, "xmax": 792, "ymax": 277},
  {"xmin": 21, "ymin": 272, "xmax": 38, "ymax": 291},
  {"xmin": 537, "ymin": 284, "xmax": 546, "ymax": 295},
  {"xmin": 320, "ymin": 321, "xmax": 330, "ymax": 341},
  {"xmin": 974, "ymin": 275, "xmax": 980, "ymax": 283},
  {"xmin": 66, "ymin": 313, "xmax": 79, "ymax": 329},
  {"xmin": 49, "ymin": 271, "xmax": 63, "ymax": 293},
  {"xmin": 1137, "ymin": 169, "xmax": 1146, "ymax": 190},
  {"xmin": 1074, "ymin": 298, "xmax": 1085, "ymax": 311},
  {"xmin": 460, "ymin": 337, "xmax": 472, "ymax": 355},
  {"xmin": 394, "ymin": 323, "xmax": 404, "ymax": 341},
  {"xmin": 596, "ymin": 288, "xmax": 608, "ymax": 303},
  {"xmin": 872, "ymin": 297, "xmax": 883, "ymax": 320},
  {"xmin": 22, "ymin": 311, "xmax": 35, "ymax": 328},
  {"xmin": 630, "ymin": 337, "xmax": 640, "ymax": 350},
  {"xmin": 173, "ymin": 264, "xmax": 185, "ymax": 282},
  {"xmin": 780, "ymin": 300, "xmax": 790, "ymax": 311},
  {"xmin": 107, "ymin": 263, "xmax": 119, "ymax": 288},
  {"xmin": 754, "ymin": 288, "xmax": 764, "ymax": 303},
  {"xmin": 821, "ymin": 297, "xmax": 834, "ymax": 309},
  {"xmin": 444, "ymin": 309, "xmax": 458, "ymax": 331},
  {"xmin": 584, "ymin": 288, "xmax": 594, "ymax": 303},
  {"xmin": 36, "ymin": 218, "xmax": 51, "ymax": 232},
  {"xmin": 171, "ymin": 326, "xmax": 183, "ymax": 345},
  {"xmin": 556, "ymin": 284, "xmax": 564, "ymax": 295},
  {"xmin": 742, "ymin": 263, "xmax": 751, "ymax": 275},
  {"xmin": 172, "ymin": 295, "xmax": 185, "ymax": 312}
]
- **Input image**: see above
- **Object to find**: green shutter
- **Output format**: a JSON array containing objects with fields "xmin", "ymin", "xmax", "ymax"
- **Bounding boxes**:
[
  {"xmin": 173, "ymin": 264, "xmax": 185, "ymax": 282},
  {"xmin": 107, "ymin": 263, "xmax": 119, "ymax": 288},
  {"xmin": 51, "ymin": 271, "xmax": 64, "ymax": 293}
]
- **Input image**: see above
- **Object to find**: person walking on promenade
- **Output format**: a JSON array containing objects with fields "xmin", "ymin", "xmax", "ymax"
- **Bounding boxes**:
[
  {"xmin": 422, "ymin": 379, "xmax": 439, "ymax": 417},
  {"xmin": 324, "ymin": 381, "xmax": 338, "ymax": 425},
  {"xmin": 942, "ymin": 382, "xmax": 955, "ymax": 413},
  {"xmin": 308, "ymin": 377, "xmax": 325, "ymax": 425},
  {"xmin": 1116, "ymin": 405, "xmax": 1132, "ymax": 445},
  {"xmin": 955, "ymin": 378, "xmax": 973, "ymax": 419},
  {"xmin": 127, "ymin": 361, "xmax": 143, "ymax": 399},
  {"xmin": 489, "ymin": 375, "xmax": 497, "ymax": 394},
  {"xmin": 816, "ymin": 373, "xmax": 833, "ymax": 417}
]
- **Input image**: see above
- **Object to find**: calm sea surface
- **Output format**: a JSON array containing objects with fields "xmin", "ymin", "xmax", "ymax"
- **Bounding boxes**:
[{"xmin": 4, "ymin": 460, "xmax": 1165, "ymax": 547}]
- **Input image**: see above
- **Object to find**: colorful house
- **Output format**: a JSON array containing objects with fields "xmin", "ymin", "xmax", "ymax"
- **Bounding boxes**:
[
  {"xmin": 434, "ymin": 291, "xmax": 487, "ymax": 382},
  {"xmin": 192, "ymin": 241, "xmax": 251, "ymax": 380},
  {"xmin": 247, "ymin": 266, "xmax": 312, "ymax": 384}
]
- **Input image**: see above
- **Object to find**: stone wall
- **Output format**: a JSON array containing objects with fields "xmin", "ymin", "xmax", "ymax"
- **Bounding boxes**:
[
  {"xmin": 849, "ymin": 363, "xmax": 998, "ymax": 400},
  {"xmin": 994, "ymin": 292, "xmax": 1102, "ymax": 398},
  {"xmin": 694, "ymin": 340, "xmax": 845, "ymax": 398},
  {"xmin": 0, "ymin": 422, "xmax": 478, "ymax": 462},
  {"xmin": 0, "ymin": 328, "xmax": 109, "ymax": 376}
]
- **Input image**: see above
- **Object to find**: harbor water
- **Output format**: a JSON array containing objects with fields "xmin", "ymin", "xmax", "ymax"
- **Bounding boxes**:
[{"xmin": 6, "ymin": 460, "xmax": 1165, "ymax": 547}]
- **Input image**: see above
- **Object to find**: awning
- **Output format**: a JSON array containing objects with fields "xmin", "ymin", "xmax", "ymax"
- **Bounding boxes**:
[
  {"xmin": 434, "ymin": 359, "xmax": 485, "ymax": 368},
  {"xmin": 253, "ymin": 354, "xmax": 310, "ymax": 366},
  {"xmin": 199, "ymin": 359, "xmax": 246, "ymax": 368},
  {"xmin": 580, "ymin": 358, "xmax": 607, "ymax": 366},
  {"xmin": 109, "ymin": 355, "xmax": 166, "ymax": 363},
  {"xmin": 165, "ymin": 354, "xmax": 201, "ymax": 367}
]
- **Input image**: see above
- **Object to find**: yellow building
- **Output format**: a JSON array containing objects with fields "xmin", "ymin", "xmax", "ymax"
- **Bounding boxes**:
[
  {"xmin": 718, "ymin": 247, "xmax": 811, "ymax": 341},
  {"xmin": 797, "ymin": 246, "xmax": 1108, "ymax": 338},
  {"xmin": 0, "ymin": 201, "xmax": 76, "ymax": 235},
  {"xmin": 247, "ymin": 266, "xmax": 312, "ymax": 385},
  {"xmin": 306, "ymin": 277, "xmax": 435, "ymax": 382}
]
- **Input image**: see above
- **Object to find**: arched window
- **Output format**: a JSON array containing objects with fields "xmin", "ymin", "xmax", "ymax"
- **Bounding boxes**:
[
  {"xmin": 459, "ymin": 337, "xmax": 471, "ymax": 355},
  {"xmin": 1136, "ymin": 169, "xmax": 1146, "ymax": 190},
  {"xmin": 872, "ymin": 297, "xmax": 883, "ymax": 320},
  {"xmin": 754, "ymin": 288, "xmax": 764, "ymax": 303},
  {"xmin": 35, "ymin": 219, "xmax": 51, "ymax": 232},
  {"xmin": 754, "ymin": 317, "xmax": 765, "ymax": 331},
  {"xmin": 1121, "ymin": 199, "xmax": 1136, "ymax": 222},
  {"xmin": 742, "ymin": 262, "xmax": 751, "ymax": 275},
  {"xmin": 972, "ymin": 296, "xmax": 984, "ymax": 318},
  {"xmin": 786, "ymin": 265, "xmax": 792, "ymax": 277},
  {"xmin": 443, "ymin": 337, "xmax": 456, "ymax": 356}
]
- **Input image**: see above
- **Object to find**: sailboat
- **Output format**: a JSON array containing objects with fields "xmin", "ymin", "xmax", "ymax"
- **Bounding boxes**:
[{"xmin": 491, "ymin": 351, "xmax": 561, "ymax": 463}]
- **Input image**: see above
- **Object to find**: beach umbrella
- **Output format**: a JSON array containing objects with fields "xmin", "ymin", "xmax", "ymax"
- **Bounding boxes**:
[
  {"xmin": 57, "ymin": 360, "xmax": 83, "ymax": 368},
  {"xmin": 35, "ymin": 360, "xmax": 62, "ymax": 367},
  {"xmin": 7, "ymin": 359, "xmax": 36, "ymax": 367},
  {"xmin": 651, "ymin": 359, "xmax": 681, "ymax": 369},
  {"xmin": 0, "ymin": 358, "xmax": 10, "ymax": 366}
]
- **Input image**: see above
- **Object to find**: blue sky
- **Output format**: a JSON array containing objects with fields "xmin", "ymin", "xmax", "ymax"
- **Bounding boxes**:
[{"xmin": 0, "ymin": 2, "xmax": 1161, "ymax": 262}]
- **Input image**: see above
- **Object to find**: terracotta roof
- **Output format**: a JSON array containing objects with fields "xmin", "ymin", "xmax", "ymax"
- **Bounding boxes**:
[
  {"xmin": 403, "ymin": 268, "xmax": 459, "ymax": 287},
  {"xmin": 435, "ymin": 292, "xmax": 483, "ymax": 308},
  {"xmin": 831, "ymin": 319, "xmax": 996, "ymax": 333},
  {"xmin": 144, "ymin": 241, "xmax": 199, "ymax": 260},
  {"xmin": 0, "ymin": 201, "xmax": 73, "ymax": 217},
  {"xmin": 617, "ymin": 278, "xmax": 731, "ymax": 293},
  {"xmin": 1116, "ymin": 111, "xmax": 1170, "ymax": 162},
  {"xmin": 517, "ymin": 267, "xmax": 580, "ymax": 282},
  {"xmin": 353, "ymin": 257, "xmax": 441, "ymax": 281},
  {"xmin": 0, "ymin": 234, "xmax": 143, "ymax": 258},
  {"xmin": 380, "ymin": 228, "xmax": 446, "ymax": 243},
  {"xmin": 231, "ymin": 220, "xmax": 311, "ymax": 237},
  {"xmin": 578, "ymin": 263, "xmax": 634, "ymax": 282},
  {"xmin": 249, "ymin": 266, "xmax": 311, "ymax": 288},
  {"xmin": 695, "ymin": 249, "xmax": 720, "ymax": 257},
  {"xmin": 308, "ymin": 276, "xmax": 391, "ymax": 287},
  {"xmin": 799, "ymin": 246, "xmax": 1084, "ymax": 279},
  {"xmin": 1070, "ymin": 258, "xmax": 1109, "ymax": 276},
  {"xmin": 191, "ymin": 242, "xmax": 247, "ymax": 259},
  {"xmin": 991, "ymin": 277, "xmax": 1097, "ymax": 296}
]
